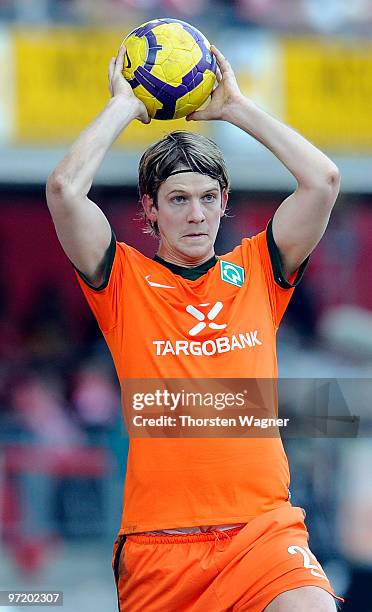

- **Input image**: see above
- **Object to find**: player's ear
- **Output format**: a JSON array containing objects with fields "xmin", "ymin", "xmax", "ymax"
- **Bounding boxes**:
[
  {"xmin": 220, "ymin": 189, "xmax": 229, "ymax": 217},
  {"xmin": 142, "ymin": 194, "xmax": 158, "ymax": 223}
]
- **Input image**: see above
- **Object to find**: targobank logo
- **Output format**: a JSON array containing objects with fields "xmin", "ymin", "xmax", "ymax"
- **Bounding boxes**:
[
  {"xmin": 186, "ymin": 302, "xmax": 227, "ymax": 336},
  {"xmin": 152, "ymin": 300, "xmax": 262, "ymax": 356},
  {"xmin": 220, "ymin": 260, "xmax": 245, "ymax": 288}
]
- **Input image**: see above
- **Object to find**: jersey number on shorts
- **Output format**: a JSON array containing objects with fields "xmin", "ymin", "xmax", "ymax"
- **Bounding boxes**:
[{"xmin": 287, "ymin": 545, "xmax": 327, "ymax": 579}]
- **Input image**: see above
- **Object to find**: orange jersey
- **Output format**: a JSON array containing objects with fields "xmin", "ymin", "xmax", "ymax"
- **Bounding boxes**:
[{"xmin": 76, "ymin": 227, "xmax": 304, "ymax": 534}]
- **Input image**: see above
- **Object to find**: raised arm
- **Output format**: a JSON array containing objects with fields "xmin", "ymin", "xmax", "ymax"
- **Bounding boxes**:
[
  {"xmin": 46, "ymin": 44, "xmax": 150, "ymax": 286},
  {"xmin": 187, "ymin": 46, "xmax": 340, "ymax": 279}
]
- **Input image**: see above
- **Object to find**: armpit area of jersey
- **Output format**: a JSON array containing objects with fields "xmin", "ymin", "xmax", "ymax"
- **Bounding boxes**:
[
  {"xmin": 266, "ymin": 219, "xmax": 309, "ymax": 289},
  {"xmin": 72, "ymin": 230, "xmax": 116, "ymax": 291},
  {"xmin": 153, "ymin": 253, "xmax": 218, "ymax": 280}
]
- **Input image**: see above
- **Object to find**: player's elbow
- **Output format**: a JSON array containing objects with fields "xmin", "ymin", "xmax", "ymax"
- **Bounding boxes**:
[
  {"xmin": 325, "ymin": 163, "xmax": 341, "ymax": 195},
  {"xmin": 46, "ymin": 171, "xmax": 77, "ymax": 210},
  {"xmin": 324, "ymin": 165, "xmax": 341, "ymax": 210},
  {"xmin": 309, "ymin": 164, "xmax": 341, "ymax": 210},
  {"xmin": 47, "ymin": 171, "xmax": 68, "ymax": 197}
]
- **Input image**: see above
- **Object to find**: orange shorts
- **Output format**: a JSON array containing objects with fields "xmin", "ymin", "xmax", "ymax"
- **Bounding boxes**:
[{"xmin": 112, "ymin": 506, "xmax": 343, "ymax": 611}]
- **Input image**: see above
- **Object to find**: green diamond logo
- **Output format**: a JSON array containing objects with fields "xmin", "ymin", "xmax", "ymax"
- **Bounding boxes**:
[{"xmin": 220, "ymin": 260, "xmax": 245, "ymax": 288}]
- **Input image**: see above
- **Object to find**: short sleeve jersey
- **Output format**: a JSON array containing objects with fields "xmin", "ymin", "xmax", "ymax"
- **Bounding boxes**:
[{"xmin": 76, "ymin": 225, "xmax": 306, "ymax": 534}]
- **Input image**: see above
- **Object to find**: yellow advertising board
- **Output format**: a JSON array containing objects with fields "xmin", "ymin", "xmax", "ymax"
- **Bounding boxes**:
[
  {"xmin": 13, "ymin": 29, "xmax": 372, "ymax": 152},
  {"xmin": 13, "ymin": 28, "xmax": 208, "ymax": 147},
  {"xmin": 283, "ymin": 38, "xmax": 372, "ymax": 151}
]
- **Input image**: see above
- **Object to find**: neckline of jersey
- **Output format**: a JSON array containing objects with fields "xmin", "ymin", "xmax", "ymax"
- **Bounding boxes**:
[{"xmin": 153, "ymin": 254, "xmax": 218, "ymax": 281}]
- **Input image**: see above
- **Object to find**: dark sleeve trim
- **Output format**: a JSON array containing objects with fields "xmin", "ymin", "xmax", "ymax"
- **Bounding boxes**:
[
  {"xmin": 266, "ymin": 218, "xmax": 309, "ymax": 289},
  {"xmin": 72, "ymin": 230, "xmax": 117, "ymax": 292}
]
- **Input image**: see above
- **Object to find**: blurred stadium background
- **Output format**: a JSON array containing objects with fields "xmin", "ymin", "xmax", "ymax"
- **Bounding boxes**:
[{"xmin": 1, "ymin": 0, "xmax": 372, "ymax": 610}]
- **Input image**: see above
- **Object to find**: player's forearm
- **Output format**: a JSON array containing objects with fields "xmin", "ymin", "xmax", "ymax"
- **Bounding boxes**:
[
  {"xmin": 227, "ymin": 97, "xmax": 340, "ymax": 194},
  {"xmin": 48, "ymin": 96, "xmax": 138, "ymax": 200}
]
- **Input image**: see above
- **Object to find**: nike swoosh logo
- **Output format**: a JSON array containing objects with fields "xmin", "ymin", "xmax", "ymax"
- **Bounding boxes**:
[{"xmin": 145, "ymin": 275, "xmax": 176, "ymax": 289}]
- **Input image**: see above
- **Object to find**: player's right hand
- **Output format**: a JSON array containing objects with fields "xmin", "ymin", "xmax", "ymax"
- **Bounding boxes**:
[{"xmin": 108, "ymin": 44, "xmax": 150, "ymax": 124}]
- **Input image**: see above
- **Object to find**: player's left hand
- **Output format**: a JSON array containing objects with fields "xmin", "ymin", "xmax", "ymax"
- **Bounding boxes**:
[{"xmin": 186, "ymin": 45, "xmax": 244, "ymax": 122}]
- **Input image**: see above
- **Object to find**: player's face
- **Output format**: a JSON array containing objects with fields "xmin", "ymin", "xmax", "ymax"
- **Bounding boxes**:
[{"xmin": 146, "ymin": 172, "xmax": 228, "ymax": 266}]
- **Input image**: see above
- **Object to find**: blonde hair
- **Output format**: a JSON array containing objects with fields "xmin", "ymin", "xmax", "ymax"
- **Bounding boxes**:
[{"xmin": 138, "ymin": 131, "xmax": 230, "ymax": 236}]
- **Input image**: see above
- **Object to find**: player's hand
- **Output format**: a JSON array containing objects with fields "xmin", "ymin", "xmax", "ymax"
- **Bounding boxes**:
[
  {"xmin": 186, "ymin": 45, "xmax": 244, "ymax": 122},
  {"xmin": 108, "ymin": 44, "xmax": 150, "ymax": 124}
]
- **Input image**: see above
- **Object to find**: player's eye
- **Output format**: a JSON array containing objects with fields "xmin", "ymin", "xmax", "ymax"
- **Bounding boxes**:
[
  {"xmin": 202, "ymin": 193, "xmax": 217, "ymax": 203},
  {"xmin": 171, "ymin": 195, "xmax": 187, "ymax": 204}
]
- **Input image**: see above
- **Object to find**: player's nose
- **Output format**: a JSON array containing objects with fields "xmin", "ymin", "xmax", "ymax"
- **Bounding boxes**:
[{"xmin": 187, "ymin": 200, "xmax": 206, "ymax": 223}]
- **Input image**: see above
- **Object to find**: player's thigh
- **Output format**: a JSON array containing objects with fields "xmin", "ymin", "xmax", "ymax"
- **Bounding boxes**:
[
  {"xmin": 236, "ymin": 522, "xmax": 339, "ymax": 610},
  {"xmin": 264, "ymin": 586, "xmax": 337, "ymax": 611}
]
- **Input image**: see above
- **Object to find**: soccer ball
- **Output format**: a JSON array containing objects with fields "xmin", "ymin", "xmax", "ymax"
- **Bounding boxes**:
[{"xmin": 122, "ymin": 18, "xmax": 217, "ymax": 120}]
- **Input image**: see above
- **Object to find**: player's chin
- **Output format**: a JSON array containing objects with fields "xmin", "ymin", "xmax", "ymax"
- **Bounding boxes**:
[{"xmin": 179, "ymin": 235, "xmax": 211, "ymax": 255}]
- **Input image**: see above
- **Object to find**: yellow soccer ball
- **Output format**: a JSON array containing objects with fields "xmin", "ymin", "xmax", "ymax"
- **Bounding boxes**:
[{"xmin": 122, "ymin": 18, "xmax": 217, "ymax": 120}]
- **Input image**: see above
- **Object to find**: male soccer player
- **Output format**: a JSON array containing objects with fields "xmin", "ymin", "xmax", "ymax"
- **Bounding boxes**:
[{"xmin": 46, "ymin": 43, "xmax": 342, "ymax": 610}]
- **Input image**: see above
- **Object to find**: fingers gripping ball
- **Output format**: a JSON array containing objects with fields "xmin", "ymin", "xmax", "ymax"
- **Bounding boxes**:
[{"xmin": 121, "ymin": 18, "xmax": 217, "ymax": 120}]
